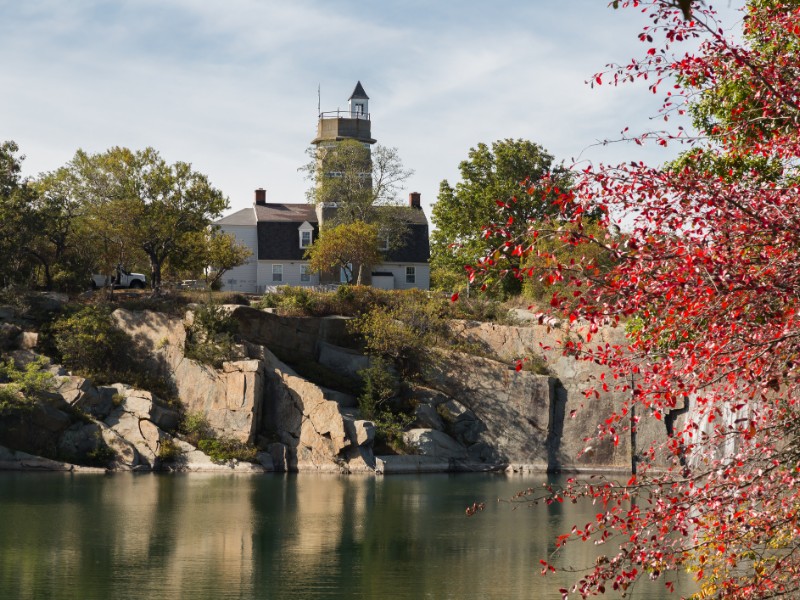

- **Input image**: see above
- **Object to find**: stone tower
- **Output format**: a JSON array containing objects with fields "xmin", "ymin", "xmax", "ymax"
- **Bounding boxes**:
[
  {"xmin": 312, "ymin": 82, "xmax": 376, "ymax": 225},
  {"xmin": 311, "ymin": 81, "xmax": 377, "ymax": 149}
]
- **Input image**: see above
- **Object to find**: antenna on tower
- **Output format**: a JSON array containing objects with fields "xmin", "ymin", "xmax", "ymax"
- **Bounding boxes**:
[{"xmin": 317, "ymin": 84, "xmax": 321, "ymax": 116}]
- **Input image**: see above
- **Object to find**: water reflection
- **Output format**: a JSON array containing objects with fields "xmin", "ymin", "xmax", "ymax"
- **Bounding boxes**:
[{"xmin": 0, "ymin": 473, "xmax": 693, "ymax": 599}]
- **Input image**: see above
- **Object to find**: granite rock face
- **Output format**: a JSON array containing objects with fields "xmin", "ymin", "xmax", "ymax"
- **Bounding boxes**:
[
  {"xmin": 111, "ymin": 309, "xmax": 264, "ymax": 444},
  {"xmin": 258, "ymin": 347, "xmax": 375, "ymax": 472},
  {"xmin": 448, "ymin": 319, "xmax": 673, "ymax": 471}
]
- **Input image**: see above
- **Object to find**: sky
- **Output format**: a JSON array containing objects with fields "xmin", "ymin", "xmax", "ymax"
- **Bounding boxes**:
[{"xmin": 2, "ymin": 0, "xmax": 745, "ymax": 220}]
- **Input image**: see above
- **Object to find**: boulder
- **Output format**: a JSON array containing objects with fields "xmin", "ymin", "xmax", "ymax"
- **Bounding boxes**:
[
  {"xmin": 161, "ymin": 438, "xmax": 264, "ymax": 473},
  {"xmin": 18, "ymin": 331, "xmax": 38, "ymax": 350},
  {"xmin": 413, "ymin": 403, "xmax": 444, "ymax": 431},
  {"xmin": 0, "ymin": 444, "xmax": 105, "ymax": 473},
  {"xmin": 105, "ymin": 409, "xmax": 164, "ymax": 468},
  {"xmin": 343, "ymin": 416, "xmax": 375, "ymax": 447},
  {"xmin": 56, "ymin": 377, "xmax": 113, "ymax": 419},
  {"xmin": 317, "ymin": 341, "xmax": 369, "ymax": 379},
  {"xmin": 375, "ymin": 455, "xmax": 451, "ymax": 474},
  {"xmin": 402, "ymin": 429, "xmax": 468, "ymax": 459},
  {"xmin": 111, "ymin": 309, "xmax": 263, "ymax": 444},
  {"xmin": 107, "ymin": 384, "xmax": 179, "ymax": 431},
  {"xmin": 266, "ymin": 442, "xmax": 289, "ymax": 472},
  {"xmin": 57, "ymin": 422, "xmax": 102, "ymax": 461},
  {"xmin": 98, "ymin": 422, "xmax": 140, "ymax": 469},
  {"xmin": 256, "ymin": 451, "xmax": 276, "ymax": 472}
]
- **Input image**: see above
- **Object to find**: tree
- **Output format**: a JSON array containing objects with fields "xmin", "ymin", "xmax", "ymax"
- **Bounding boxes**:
[
  {"xmin": 430, "ymin": 139, "xmax": 575, "ymax": 296},
  {"xmin": 67, "ymin": 147, "xmax": 228, "ymax": 293},
  {"xmin": 305, "ymin": 221, "xmax": 383, "ymax": 285},
  {"xmin": 0, "ymin": 141, "xmax": 40, "ymax": 288},
  {"xmin": 472, "ymin": 1, "xmax": 800, "ymax": 597},
  {"xmin": 28, "ymin": 167, "xmax": 97, "ymax": 291},
  {"xmin": 169, "ymin": 228, "xmax": 252, "ymax": 290},
  {"xmin": 301, "ymin": 139, "xmax": 415, "ymax": 251}
]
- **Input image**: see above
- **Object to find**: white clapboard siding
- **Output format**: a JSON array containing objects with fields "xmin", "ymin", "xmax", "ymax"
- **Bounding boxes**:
[
  {"xmin": 256, "ymin": 261, "xmax": 320, "ymax": 292},
  {"xmin": 371, "ymin": 263, "xmax": 430, "ymax": 291},
  {"xmin": 218, "ymin": 224, "xmax": 259, "ymax": 293}
]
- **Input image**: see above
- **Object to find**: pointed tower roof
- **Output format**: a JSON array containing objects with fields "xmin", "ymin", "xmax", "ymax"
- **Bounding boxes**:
[{"xmin": 349, "ymin": 81, "xmax": 369, "ymax": 100}]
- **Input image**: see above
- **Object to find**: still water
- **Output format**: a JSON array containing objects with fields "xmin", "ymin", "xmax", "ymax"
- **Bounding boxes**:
[{"xmin": 0, "ymin": 473, "xmax": 693, "ymax": 599}]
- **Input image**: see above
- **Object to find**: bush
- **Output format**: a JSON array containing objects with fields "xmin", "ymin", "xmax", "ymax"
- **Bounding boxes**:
[
  {"xmin": 197, "ymin": 438, "xmax": 258, "ymax": 464},
  {"xmin": 50, "ymin": 306, "xmax": 130, "ymax": 379},
  {"xmin": 357, "ymin": 358, "xmax": 397, "ymax": 420},
  {"xmin": 184, "ymin": 302, "xmax": 238, "ymax": 368},
  {"xmin": 179, "ymin": 411, "xmax": 258, "ymax": 463},
  {"xmin": 0, "ymin": 356, "xmax": 56, "ymax": 416},
  {"xmin": 157, "ymin": 438, "xmax": 184, "ymax": 462},
  {"xmin": 180, "ymin": 411, "xmax": 214, "ymax": 446}
]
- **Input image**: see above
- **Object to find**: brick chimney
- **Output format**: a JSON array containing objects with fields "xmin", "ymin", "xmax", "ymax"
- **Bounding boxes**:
[
  {"xmin": 409, "ymin": 192, "xmax": 421, "ymax": 209},
  {"xmin": 254, "ymin": 188, "xmax": 266, "ymax": 205}
]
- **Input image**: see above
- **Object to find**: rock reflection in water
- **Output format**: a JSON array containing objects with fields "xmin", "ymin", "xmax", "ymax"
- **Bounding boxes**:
[{"xmin": 0, "ymin": 473, "xmax": 694, "ymax": 599}]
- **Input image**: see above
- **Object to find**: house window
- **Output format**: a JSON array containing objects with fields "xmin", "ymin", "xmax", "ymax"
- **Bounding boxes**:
[
  {"xmin": 272, "ymin": 264, "xmax": 283, "ymax": 282},
  {"xmin": 300, "ymin": 265, "xmax": 311, "ymax": 283},
  {"xmin": 300, "ymin": 230, "xmax": 312, "ymax": 248},
  {"xmin": 406, "ymin": 266, "xmax": 416, "ymax": 284}
]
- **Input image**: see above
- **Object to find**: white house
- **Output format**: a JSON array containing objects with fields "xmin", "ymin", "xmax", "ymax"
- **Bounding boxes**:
[{"xmin": 215, "ymin": 189, "xmax": 430, "ymax": 293}]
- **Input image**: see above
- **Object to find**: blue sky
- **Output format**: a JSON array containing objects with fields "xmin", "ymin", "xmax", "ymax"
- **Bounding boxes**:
[{"xmin": 2, "ymin": 1, "xmax": 744, "ymax": 218}]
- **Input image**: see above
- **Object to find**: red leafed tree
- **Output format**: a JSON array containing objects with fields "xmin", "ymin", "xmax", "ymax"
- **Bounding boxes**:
[{"xmin": 471, "ymin": 1, "xmax": 800, "ymax": 597}]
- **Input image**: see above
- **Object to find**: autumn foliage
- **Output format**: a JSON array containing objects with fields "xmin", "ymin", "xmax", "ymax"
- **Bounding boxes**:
[{"xmin": 471, "ymin": 1, "xmax": 800, "ymax": 597}]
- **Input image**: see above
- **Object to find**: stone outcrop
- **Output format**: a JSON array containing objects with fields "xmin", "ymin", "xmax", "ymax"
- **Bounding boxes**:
[
  {"xmin": 0, "ymin": 303, "xmax": 678, "ymax": 476},
  {"xmin": 257, "ymin": 346, "xmax": 375, "ymax": 472},
  {"xmin": 111, "ymin": 309, "xmax": 264, "ymax": 444},
  {"xmin": 448, "ymin": 318, "xmax": 673, "ymax": 471},
  {"xmin": 227, "ymin": 306, "xmax": 353, "ymax": 363}
]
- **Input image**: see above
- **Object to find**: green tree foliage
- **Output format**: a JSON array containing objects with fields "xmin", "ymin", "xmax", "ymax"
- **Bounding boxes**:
[
  {"xmin": 520, "ymin": 220, "xmax": 621, "ymax": 306},
  {"xmin": 350, "ymin": 291, "xmax": 451, "ymax": 378},
  {"xmin": 0, "ymin": 141, "xmax": 41, "ymax": 288},
  {"xmin": 167, "ymin": 228, "xmax": 251, "ymax": 290},
  {"xmin": 66, "ymin": 147, "xmax": 228, "ymax": 293},
  {"xmin": 431, "ymin": 139, "xmax": 575, "ymax": 296},
  {"xmin": 301, "ymin": 139, "xmax": 415, "ymax": 251},
  {"xmin": 29, "ymin": 167, "xmax": 98, "ymax": 290},
  {"xmin": 305, "ymin": 220, "xmax": 383, "ymax": 285}
]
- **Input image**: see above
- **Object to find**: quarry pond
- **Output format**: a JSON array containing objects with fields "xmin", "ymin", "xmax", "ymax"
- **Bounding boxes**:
[{"xmin": 0, "ymin": 472, "xmax": 694, "ymax": 599}]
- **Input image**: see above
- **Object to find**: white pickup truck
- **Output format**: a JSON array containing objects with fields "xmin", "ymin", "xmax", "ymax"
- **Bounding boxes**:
[{"xmin": 91, "ymin": 267, "xmax": 147, "ymax": 289}]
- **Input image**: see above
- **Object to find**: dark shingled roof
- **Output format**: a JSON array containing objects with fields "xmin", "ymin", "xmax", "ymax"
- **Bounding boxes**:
[
  {"xmin": 385, "ymin": 223, "xmax": 430, "ymax": 263},
  {"xmin": 349, "ymin": 81, "xmax": 369, "ymax": 100},
  {"xmin": 216, "ymin": 207, "xmax": 256, "ymax": 226}
]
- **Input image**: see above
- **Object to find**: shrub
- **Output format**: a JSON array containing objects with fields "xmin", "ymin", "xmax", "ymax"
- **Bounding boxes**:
[
  {"xmin": 51, "ymin": 306, "xmax": 129, "ymax": 379},
  {"xmin": 197, "ymin": 438, "xmax": 258, "ymax": 464},
  {"xmin": 157, "ymin": 438, "xmax": 184, "ymax": 462},
  {"xmin": 180, "ymin": 411, "xmax": 214, "ymax": 446},
  {"xmin": 184, "ymin": 302, "xmax": 238, "ymax": 368},
  {"xmin": 0, "ymin": 356, "xmax": 56, "ymax": 416},
  {"xmin": 357, "ymin": 358, "xmax": 398, "ymax": 420}
]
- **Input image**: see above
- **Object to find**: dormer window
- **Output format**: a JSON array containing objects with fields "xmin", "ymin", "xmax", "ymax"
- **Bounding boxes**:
[
  {"xmin": 299, "ymin": 222, "xmax": 314, "ymax": 248},
  {"xmin": 379, "ymin": 234, "xmax": 390, "ymax": 251}
]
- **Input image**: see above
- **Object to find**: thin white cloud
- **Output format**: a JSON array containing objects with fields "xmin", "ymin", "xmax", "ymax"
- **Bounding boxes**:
[{"xmin": 1, "ymin": 0, "xmax": 747, "ymax": 217}]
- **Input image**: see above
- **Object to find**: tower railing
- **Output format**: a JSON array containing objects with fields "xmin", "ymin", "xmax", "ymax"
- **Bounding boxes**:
[{"xmin": 318, "ymin": 110, "xmax": 370, "ymax": 121}]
